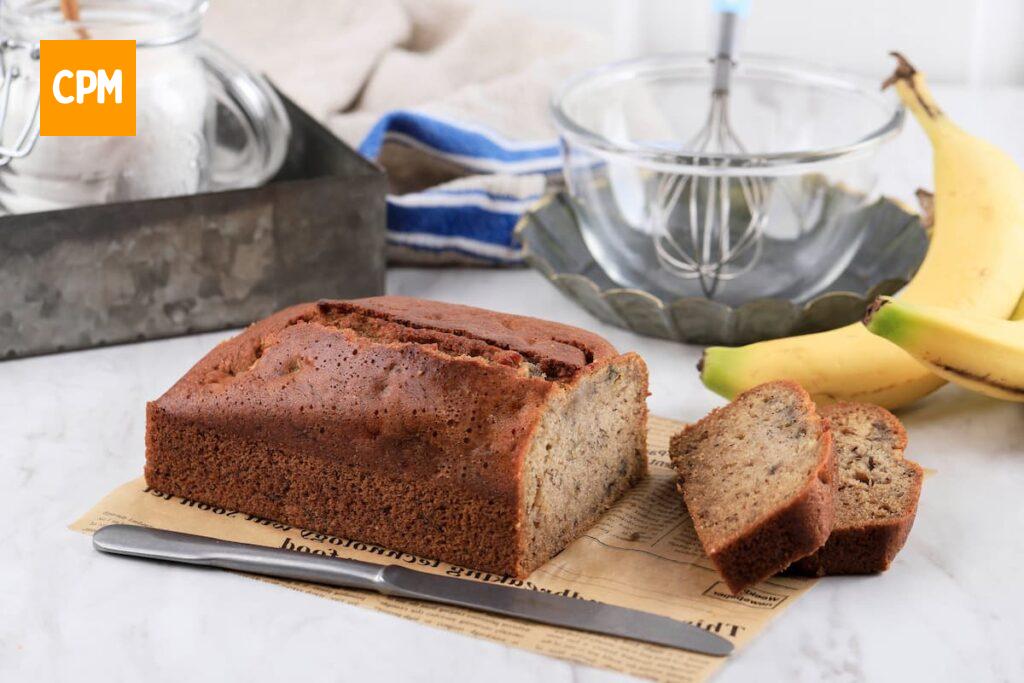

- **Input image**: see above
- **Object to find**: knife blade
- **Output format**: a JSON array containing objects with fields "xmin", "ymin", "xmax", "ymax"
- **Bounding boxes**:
[{"xmin": 92, "ymin": 524, "xmax": 733, "ymax": 656}]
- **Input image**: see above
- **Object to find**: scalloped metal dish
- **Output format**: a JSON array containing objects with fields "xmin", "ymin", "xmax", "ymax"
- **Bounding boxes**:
[{"xmin": 514, "ymin": 192, "xmax": 928, "ymax": 345}]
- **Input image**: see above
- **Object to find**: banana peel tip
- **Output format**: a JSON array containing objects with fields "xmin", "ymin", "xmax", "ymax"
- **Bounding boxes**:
[
  {"xmin": 862, "ymin": 296, "xmax": 892, "ymax": 326},
  {"xmin": 863, "ymin": 296, "xmax": 906, "ymax": 344},
  {"xmin": 699, "ymin": 346, "xmax": 741, "ymax": 400}
]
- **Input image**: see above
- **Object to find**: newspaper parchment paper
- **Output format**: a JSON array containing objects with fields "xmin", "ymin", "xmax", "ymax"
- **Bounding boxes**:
[{"xmin": 71, "ymin": 416, "xmax": 816, "ymax": 682}]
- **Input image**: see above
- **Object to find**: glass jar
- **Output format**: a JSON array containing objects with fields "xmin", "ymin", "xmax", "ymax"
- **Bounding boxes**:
[{"xmin": 0, "ymin": 0, "xmax": 290, "ymax": 214}]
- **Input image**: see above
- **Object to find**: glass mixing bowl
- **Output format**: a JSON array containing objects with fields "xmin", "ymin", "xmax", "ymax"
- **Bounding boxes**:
[{"xmin": 551, "ymin": 54, "xmax": 904, "ymax": 306}]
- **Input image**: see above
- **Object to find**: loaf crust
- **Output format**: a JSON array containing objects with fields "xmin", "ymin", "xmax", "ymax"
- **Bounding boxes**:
[
  {"xmin": 670, "ymin": 381, "xmax": 834, "ymax": 594},
  {"xmin": 146, "ymin": 297, "xmax": 648, "ymax": 577},
  {"xmin": 789, "ymin": 403, "xmax": 922, "ymax": 577}
]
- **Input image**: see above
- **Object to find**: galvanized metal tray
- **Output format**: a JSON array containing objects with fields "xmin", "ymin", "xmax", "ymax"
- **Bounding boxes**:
[
  {"xmin": 0, "ymin": 92, "xmax": 386, "ymax": 360},
  {"xmin": 515, "ymin": 192, "xmax": 928, "ymax": 345}
]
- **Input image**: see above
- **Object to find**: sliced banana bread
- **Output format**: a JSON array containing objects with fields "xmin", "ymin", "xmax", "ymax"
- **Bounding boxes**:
[
  {"xmin": 789, "ymin": 403, "xmax": 922, "ymax": 576},
  {"xmin": 669, "ymin": 381, "xmax": 834, "ymax": 594},
  {"xmin": 146, "ymin": 297, "xmax": 649, "ymax": 578}
]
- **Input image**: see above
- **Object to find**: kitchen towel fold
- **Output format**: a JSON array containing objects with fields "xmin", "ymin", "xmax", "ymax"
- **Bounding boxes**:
[
  {"xmin": 204, "ymin": 0, "xmax": 607, "ymax": 265},
  {"xmin": 357, "ymin": 112, "xmax": 557, "ymax": 266}
]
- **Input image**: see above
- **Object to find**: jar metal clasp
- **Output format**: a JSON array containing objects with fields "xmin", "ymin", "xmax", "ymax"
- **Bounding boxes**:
[{"xmin": 0, "ymin": 39, "xmax": 40, "ymax": 166}]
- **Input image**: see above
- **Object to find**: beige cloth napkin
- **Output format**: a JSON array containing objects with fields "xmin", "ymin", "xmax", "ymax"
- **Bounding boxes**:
[
  {"xmin": 203, "ymin": 0, "xmax": 610, "ymax": 265},
  {"xmin": 203, "ymin": 0, "xmax": 605, "ymax": 148}
]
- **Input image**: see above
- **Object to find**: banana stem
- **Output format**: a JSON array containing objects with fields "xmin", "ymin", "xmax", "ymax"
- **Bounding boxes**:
[
  {"xmin": 882, "ymin": 52, "xmax": 950, "ymax": 139},
  {"xmin": 862, "ymin": 296, "xmax": 892, "ymax": 327}
]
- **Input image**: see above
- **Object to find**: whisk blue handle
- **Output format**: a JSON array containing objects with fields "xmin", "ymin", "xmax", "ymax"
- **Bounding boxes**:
[{"xmin": 712, "ymin": 0, "xmax": 751, "ymax": 17}]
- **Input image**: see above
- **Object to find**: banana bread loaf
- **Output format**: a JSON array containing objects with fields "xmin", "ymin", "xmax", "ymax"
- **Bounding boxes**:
[
  {"xmin": 789, "ymin": 402, "xmax": 922, "ymax": 576},
  {"xmin": 669, "ymin": 381, "xmax": 834, "ymax": 594},
  {"xmin": 146, "ymin": 297, "xmax": 649, "ymax": 577}
]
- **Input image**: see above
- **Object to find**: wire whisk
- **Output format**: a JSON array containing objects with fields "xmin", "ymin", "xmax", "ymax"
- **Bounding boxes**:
[{"xmin": 649, "ymin": 0, "xmax": 767, "ymax": 298}]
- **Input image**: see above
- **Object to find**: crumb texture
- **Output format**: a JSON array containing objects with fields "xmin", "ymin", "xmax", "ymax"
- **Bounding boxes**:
[
  {"xmin": 789, "ymin": 402, "xmax": 923, "ymax": 576},
  {"xmin": 146, "ymin": 296, "xmax": 647, "ymax": 577},
  {"xmin": 825, "ymin": 403, "xmax": 917, "ymax": 522},
  {"xmin": 670, "ymin": 382, "xmax": 825, "ymax": 548},
  {"xmin": 520, "ymin": 358, "xmax": 648, "ymax": 574},
  {"xmin": 669, "ymin": 380, "xmax": 834, "ymax": 593}
]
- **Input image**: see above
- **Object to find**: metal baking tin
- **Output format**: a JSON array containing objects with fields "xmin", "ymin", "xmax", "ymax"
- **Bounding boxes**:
[
  {"xmin": 0, "ymin": 92, "xmax": 386, "ymax": 360},
  {"xmin": 515, "ymin": 192, "xmax": 928, "ymax": 346}
]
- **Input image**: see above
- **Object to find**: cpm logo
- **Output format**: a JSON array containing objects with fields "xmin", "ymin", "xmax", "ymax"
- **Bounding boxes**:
[{"xmin": 39, "ymin": 40, "xmax": 136, "ymax": 136}]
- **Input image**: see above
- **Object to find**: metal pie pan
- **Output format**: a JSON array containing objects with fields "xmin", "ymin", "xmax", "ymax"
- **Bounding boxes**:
[{"xmin": 514, "ymin": 192, "xmax": 927, "ymax": 346}]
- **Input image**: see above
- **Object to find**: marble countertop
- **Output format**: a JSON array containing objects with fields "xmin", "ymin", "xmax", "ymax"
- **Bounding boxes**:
[{"xmin": 4, "ymin": 87, "xmax": 1024, "ymax": 682}]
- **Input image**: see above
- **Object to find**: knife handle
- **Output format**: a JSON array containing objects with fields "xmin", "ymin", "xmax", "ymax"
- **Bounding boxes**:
[{"xmin": 93, "ymin": 524, "xmax": 393, "ymax": 593}]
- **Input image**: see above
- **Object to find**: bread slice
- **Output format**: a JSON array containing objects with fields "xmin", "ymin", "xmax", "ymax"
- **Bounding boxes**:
[
  {"xmin": 669, "ymin": 381, "xmax": 834, "ymax": 594},
  {"xmin": 789, "ymin": 403, "xmax": 922, "ymax": 576}
]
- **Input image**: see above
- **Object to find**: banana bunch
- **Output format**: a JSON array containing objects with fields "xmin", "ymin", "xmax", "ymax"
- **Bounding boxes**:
[
  {"xmin": 864, "ymin": 296, "xmax": 1024, "ymax": 402},
  {"xmin": 700, "ymin": 53, "xmax": 1024, "ymax": 410}
]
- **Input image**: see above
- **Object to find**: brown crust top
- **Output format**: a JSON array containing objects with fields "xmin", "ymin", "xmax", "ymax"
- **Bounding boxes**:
[
  {"xmin": 336, "ymin": 297, "xmax": 617, "ymax": 374},
  {"xmin": 152, "ymin": 297, "xmax": 624, "ymax": 499},
  {"xmin": 182, "ymin": 297, "xmax": 618, "ymax": 387}
]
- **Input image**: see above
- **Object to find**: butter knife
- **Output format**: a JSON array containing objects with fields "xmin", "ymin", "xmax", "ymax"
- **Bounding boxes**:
[{"xmin": 92, "ymin": 524, "xmax": 733, "ymax": 656}]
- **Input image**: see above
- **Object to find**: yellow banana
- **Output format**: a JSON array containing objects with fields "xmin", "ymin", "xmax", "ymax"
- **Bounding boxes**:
[
  {"xmin": 700, "ymin": 53, "xmax": 1024, "ymax": 409},
  {"xmin": 1014, "ymin": 291, "xmax": 1024, "ymax": 320},
  {"xmin": 864, "ymin": 297, "xmax": 1024, "ymax": 401}
]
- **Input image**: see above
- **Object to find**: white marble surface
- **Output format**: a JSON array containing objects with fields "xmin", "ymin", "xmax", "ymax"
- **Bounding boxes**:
[
  {"xmin": 3, "ymin": 266, "xmax": 1023, "ymax": 683},
  {"xmin": 3, "ymin": 86, "xmax": 1024, "ymax": 682}
]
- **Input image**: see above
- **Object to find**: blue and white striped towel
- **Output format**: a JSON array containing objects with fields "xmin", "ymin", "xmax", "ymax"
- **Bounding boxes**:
[
  {"xmin": 359, "ymin": 111, "xmax": 564, "ymax": 266},
  {"xmin": 205, "ymin": 0, "xmax": 605, "ymax": 266}
]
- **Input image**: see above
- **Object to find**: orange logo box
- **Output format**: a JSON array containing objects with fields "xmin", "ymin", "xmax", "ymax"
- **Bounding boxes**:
[{"xmin": 39, "ymin": 40, "xmax": 136, "ymax": 137}]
